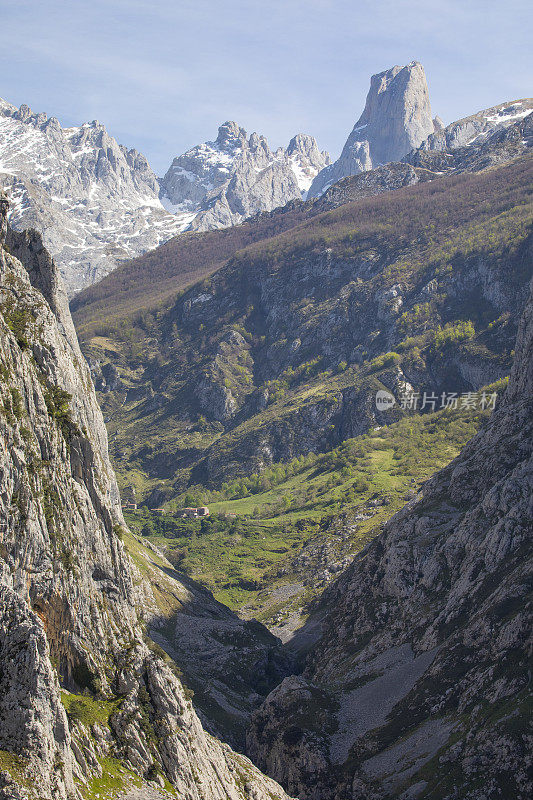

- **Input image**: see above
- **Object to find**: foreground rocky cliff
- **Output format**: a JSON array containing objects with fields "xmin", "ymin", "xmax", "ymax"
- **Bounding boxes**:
[
  {"xmin": 247, "ymin": 280, "xmax": 533, "ymax": 798},
  {"xmin": 0, "ymin": 194, "xmax": 291, "ymax": 799}
]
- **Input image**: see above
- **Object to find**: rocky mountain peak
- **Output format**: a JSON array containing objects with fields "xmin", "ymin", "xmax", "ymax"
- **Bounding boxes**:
[
  {"xmin": 0, "ymin": 98, "xmax": 189, "ymax": 295},
  {"xmin": 287, "ymin": 132, "xmax": 329, "ymax": 161},
  {"xmin": 357, "ymin": 61, "xmax": 433, "ymax": 159},
  {"xmin": 14, "ymin": 102, "xmax": 33, "ymax": 122},
  {"xmin": 248, "ymin": 130, "xmax": 271, "ymax": 153},
  {"xmin": 309, "ymin": 60, "xmax": 436, "ymax": 196},
  {"xmin": 216, "ymin": 120, "xmax": 247, "ymax": 149},
  {"xmin": 159, "ymin": 122, "xmax": 329, "ymax": 229}
]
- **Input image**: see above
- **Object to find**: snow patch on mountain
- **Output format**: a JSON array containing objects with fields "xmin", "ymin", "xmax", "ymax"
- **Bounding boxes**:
[
  {"xmin": 0, "ymin": 99, "xmax": 190, "ymax": 295},
  {"xmin": 0, "ymin": 98, "xmax": 330, "ymax": 296},
  {"xmin": 416, "ymin": 98, "xmax": 533, "ymax": 152},
  {"xmin": 160, "ymin": 123, "xmax": 330, "ymax": 230}
]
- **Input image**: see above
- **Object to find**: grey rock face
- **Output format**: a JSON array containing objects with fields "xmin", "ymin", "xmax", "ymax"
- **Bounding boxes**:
[
  {"xmin": 309, "ymin": 61, "xmax": 436, "ymax": 197},
  {"xmin": 160, "ymin": 121, "xmax": 248, "ymax": 212},
  {"xmin": 160, "ymin": 122, "xmax": 330, "ymax": 230},
  {"xmin": 417, "ymin": 98, "xmax": 533, "ymax": 153},
  {"xmin": 247, "ymin": 283, "xmax": 533, "ymax": 799},
  {"xmin": 0, "ymin": 98, "xmax": 329, "ymax": 294},
  {"xmin": 143, "ymin": 559, "xmax": 292, "ymax": 751},
  {"xmin": 405, "ymin": 108, "xmax": 533, "ymax": 174},
  {"xmin": 0, "ymin": 99, "xmax": 190, "ymax": 295},
  {"xmin": 0, "ymin": 197, "xmax": 292, "ymax": 799},
  {"xmin": 318, "ymin": 110, "xmax": 533, "ymax": 211}
]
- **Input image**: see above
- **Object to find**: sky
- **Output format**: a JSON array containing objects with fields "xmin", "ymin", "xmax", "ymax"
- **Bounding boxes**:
[{"xmin": 1, "ymin": 0, "xmax": 532, "ymax": 174}]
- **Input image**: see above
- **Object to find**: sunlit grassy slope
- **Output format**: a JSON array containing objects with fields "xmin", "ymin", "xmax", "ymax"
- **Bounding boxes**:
[{"xmin": 124, "ymin": 401, "xmax": 494, "ymax": 616}]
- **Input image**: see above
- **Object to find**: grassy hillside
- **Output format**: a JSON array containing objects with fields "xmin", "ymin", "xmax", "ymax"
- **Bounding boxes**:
[
  {"xmin": 72, "ymin": 114, "xmax": 532, "ymax": 343},
  {"xmin": 124, "ymin": 399, "xmax": 495, "ymax": 624},
  {"xmin": 71, "ymin": 199, "xmax": 316, "ymax": 338},
  {"xmin": 82, "ymin": 156, "xmax": 531, "ymax": 503}
]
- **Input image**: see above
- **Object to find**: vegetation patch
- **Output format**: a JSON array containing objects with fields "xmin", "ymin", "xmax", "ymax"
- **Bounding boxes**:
[
  {"xmin": 125, "ymin": 403, "xmax": 490, "ymax": 615},
  {"xmin": 60, "ymin": 691, "xmax": 121, "ymax": 728},
  {"xmin": 43, "ymin": 383, "xmax": 77, "ymax": 439},
  {"xmin": 0, "ymin": 749, "xmax": 30, "ymax": 789}
]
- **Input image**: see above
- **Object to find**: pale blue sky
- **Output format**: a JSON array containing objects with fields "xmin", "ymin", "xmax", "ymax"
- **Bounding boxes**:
[{"xmin": 1, "ymin": 0, "xmax": 531, "ymax": 174}]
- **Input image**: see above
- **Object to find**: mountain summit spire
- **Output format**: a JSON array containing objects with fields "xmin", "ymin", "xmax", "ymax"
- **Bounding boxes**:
[{"xmin": 309, "ymin": 61, "xmax": 436, "ymax": 196}]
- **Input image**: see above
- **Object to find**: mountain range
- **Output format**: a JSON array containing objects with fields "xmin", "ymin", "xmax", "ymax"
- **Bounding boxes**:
[
  {"xmin": 159, "ymin": 122, "xmax": 330, "ymax": 227},
  {"xmin": 0, "ymin": 103, "xmax": 328, "ymax": 296},
  {"xmin": 68, "ymin": 81, "xmax": 532, "ymax": 663},
  {"xmin": 3, "ymin": 61, "xmax": 530, "ymax": 297},
  {"xmin": 0, "ymin": 56, "xmax": 532, "ymax": 800}
]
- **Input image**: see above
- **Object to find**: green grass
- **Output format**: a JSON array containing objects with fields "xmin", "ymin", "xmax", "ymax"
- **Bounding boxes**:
[
  {"xmin": 81, "ymin": 756, "xmax": 144, "ymax": 800},
  {"xmin": 125, "ymin": 403, "xmax": 489, "ymax": 613},
  {"xmin": 60, "ymin": 691, "xmax": 121, "ymax": 728},
  {"xmin": 0, "ymin": 750, "xmax": 30, "ymax": 790}
]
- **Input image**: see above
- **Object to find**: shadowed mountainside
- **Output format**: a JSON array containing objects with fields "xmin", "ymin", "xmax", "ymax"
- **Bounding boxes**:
[{"xmin": 247, "ymin": 279, "xmax": 533, "ymax": 799}]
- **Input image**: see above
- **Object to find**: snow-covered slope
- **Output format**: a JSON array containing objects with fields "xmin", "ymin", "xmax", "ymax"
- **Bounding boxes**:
[
  {"xmin": 160, "ymin": 122, "xmax": 330, "ymax": 230},
  {"xmin": 0, "ymin": 99, "xmax": 328, "ymax": 295},
  {"xmin": 0, "ymin": 99, "xmax": 192, "ymax": 295},
  {"xmin": 416, "ymin": 98, "xmax": 533, "ymax": 152}
]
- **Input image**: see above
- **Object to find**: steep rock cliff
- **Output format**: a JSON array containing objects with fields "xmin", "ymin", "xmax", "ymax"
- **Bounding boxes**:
[
  {"xmin": 309, "ymin": 62, "xmax": 436, "ymax": 197},
  {"xmin": 0, "ymin": 195, "xmax": 292, "ymax": 799},
  {"xmin": 247, "ymin": 282, "xmax": 533, "ymax": 799}
]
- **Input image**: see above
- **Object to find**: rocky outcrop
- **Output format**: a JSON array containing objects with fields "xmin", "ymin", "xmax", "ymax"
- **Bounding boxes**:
[
  {"xmin": 0, "ymin": 99, "xmax": 190, "ymax": 295},
  {"xmin": 417, "ymin": 98, "xmax": 533, "ymax": 153},
  {"xmin": 0, "ymin": 196, "xmax": 292, "ymax": 799},
  {"xmin": 316, "ymin": 161, "xmax": 432, "ymax": 209},
  {"xmin": 309, "ymin": 61, "xmax": 436, "ymax": 197},
  {"xmin": 247, "ymin": 282, "xmax": 533, "ymax": 798},
  {"xmin": 406, "ymin": 103, "xmax": 533, "ymax": 174},
  {"xmin": 160, "ymin": 122, "xmax": 330, "ymax": 229}
]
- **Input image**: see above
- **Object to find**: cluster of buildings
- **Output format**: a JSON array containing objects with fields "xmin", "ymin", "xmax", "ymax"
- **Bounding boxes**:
[
  {"xmin": 121, "ymin": 487, "xmax": 213, "ymax": 519},
  {"xmin": 178, "ymin": 506, "xmax": 210, "ymax": 519},
  {"xmin": 121, "ymin": 486, "xmax": 138, "ymax": 512}
]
